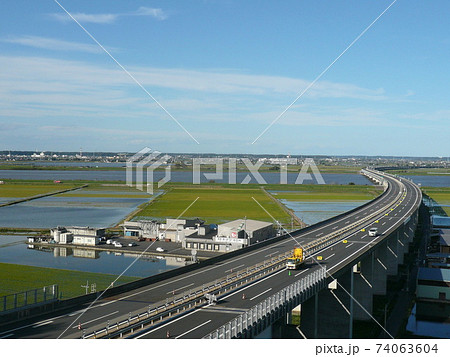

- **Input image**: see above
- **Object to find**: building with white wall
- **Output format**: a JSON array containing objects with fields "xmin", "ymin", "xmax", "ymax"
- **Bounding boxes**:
[{"xmin": 51, "ymin": 226, "xmax": 105, "ymax": 246}]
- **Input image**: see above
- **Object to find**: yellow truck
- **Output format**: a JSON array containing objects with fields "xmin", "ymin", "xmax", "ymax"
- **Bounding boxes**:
[{"xmin": 286, "ymin": 247, "xmax": 304, "ymax": 270}]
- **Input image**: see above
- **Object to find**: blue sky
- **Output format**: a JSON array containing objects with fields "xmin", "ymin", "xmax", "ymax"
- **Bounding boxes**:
[{"xmin": 0, "ymin": 0, "xmax": 449, "ymax": 156}]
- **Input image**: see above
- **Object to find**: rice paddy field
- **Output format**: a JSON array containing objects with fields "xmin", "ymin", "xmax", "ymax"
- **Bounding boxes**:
[
  {"xmin": 0, "ymin": 262, "xmax": 138, "ymax": 301},
  {"xmin": 134, "ymin": 185, "xmax": 293, "ymax": 225},
  {"xmin": 0, "ymin": 182, "xmax": 82, "ymax": 205},
  {"xmin": 421, "ymin": 187, "xmax": 450, "ymax": 216},
  {"xmin": 0, "ymin": 183, "xmax": 153, "ymax": 228},
  {"xmin": 269, "ymin": 184, "xmax": 382, "ymax": 201},
  {"xmin": 133, "ymin": 183, "xmax": 382, "ymax": 226}
]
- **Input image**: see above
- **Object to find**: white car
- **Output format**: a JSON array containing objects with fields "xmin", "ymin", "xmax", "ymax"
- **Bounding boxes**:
[
  {"xmin": 114, "ymin": 242, "xmax": 123, "ymax": 248},
  {"xmin": 128, "ymin": 242, "xmax": 137, "ymax": 247},
  {"xmin": 368, "ymin": 228, "xmax": 378, "ymax": 237},
  {"xmin": 156, "ymin": 247, "xmax": 165, "ymax": 252}
]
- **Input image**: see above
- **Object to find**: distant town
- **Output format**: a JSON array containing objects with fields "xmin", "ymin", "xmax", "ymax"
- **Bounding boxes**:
[{"xmin": 1, "ymin": 150, "xmax": 449, "ymax": 170}]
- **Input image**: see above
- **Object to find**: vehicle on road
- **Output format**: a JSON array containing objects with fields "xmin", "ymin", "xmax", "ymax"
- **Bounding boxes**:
[
  {"xmin": 368, "ymin": 227, "xmax": 378, "ymax": 237},
  {"xmin": 114, "ymin": 242, "xmax": 123, "ymax": 248},
  {"xmin": 106, "ymin": 239, "xmax": 113, "ymax": 245},
  {"xmin": 128, "ymin": 242, "xmax": 137, "ymax": 247},
  {"xmin": 286, "ymin": 247, "xmax": 304, "ymax": 270},
  {"xmin": 156, "ymin": 247, "xmax": 165, "ymax": 252}
]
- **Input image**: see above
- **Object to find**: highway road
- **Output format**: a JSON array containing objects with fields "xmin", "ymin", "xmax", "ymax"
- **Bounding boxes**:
[
  {"xmin": 134, "ymin": 172, "xmax": 421, "ymax": 339},
  {"xmin": 0, "ymin": 170, "xmax": 421, "ymax": 339}
]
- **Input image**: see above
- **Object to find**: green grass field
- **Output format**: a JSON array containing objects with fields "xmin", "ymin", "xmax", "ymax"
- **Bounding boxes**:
[
  {"xmin": 270, "ymin": 184, "xmax": 382, "ymax": 202},
  {"xmin": 389, "ymin": 168, "xmax": 450, "ymax": 176},
  {"xmin": 0, "ymin": 263, "xmax": 138, "ymax": 300},
  {"xmin": 0, "ymin": 182, "xmax": 81, "ymax": 198},
  {"xmin": 422, "ymin": 186, "xmax": 450, "ymax": 216},
  {"xmin": 133, "ymin": 183, "xmax": 382, "ymax": 225},
  {"xmin": 135, "ymin": 186, "xmax": 293, "ymax": 225}
]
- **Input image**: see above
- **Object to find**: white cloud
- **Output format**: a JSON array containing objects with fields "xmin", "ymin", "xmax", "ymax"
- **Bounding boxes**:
[
  {"xmin": 51, "ymin": 12, "xmax": 118, "ymax": 24},
  {"xmin": 133, "ymin": 7, "xmax": 168, "ymax": 20},
  {"xmin": 1, "ymin": 36, "xmax": 110, "ymax": 54},
  {"xmin": 51, "ymin": 7, "xmax": 168, "ymax": 24}
]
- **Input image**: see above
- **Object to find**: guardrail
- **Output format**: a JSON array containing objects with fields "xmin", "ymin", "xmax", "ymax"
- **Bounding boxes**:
[
  {"xmin": 84, "ymin": 169, "xmax": 409, "ymax": 339},
  {"xmin": 83, "ymin": 251, "xmax": 292, "ymax": 338},
  {"xmin": 203, "ymin": 268, "xmax": 327, "ymax": 339}
]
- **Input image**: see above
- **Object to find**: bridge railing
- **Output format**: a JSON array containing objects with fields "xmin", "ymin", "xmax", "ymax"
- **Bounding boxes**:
[
  {"xmin": 83, "ymin": 250, "xmax": 292, "ymax": 338},
  {"xmin": 203, "ymin": 267, "xmax": 327, "ymax": 339},
  {"xmin": 83, "ymin": 170, "xmax": 411, "ymax": 339},
  {"xmin": 0, "ymin": 285, "xmax": 58, "ymax": 315}
]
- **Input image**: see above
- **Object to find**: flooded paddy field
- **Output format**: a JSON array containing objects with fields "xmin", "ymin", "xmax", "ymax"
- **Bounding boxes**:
[
  {"xmin": 0, "ymin": 235, "xmax": 184, "ymax": 278},
  {"xmin": 0, "ymin": 185, "xmax": 155, "ymax": 228},
  {"xmin": 280, "ymin": 200, "xmax": 370, "ymax": 225}
]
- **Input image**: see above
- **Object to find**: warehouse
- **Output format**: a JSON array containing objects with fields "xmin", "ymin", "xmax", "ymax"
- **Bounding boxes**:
[
  {"xmin": 183, "ymin": 219, "xmax": 274, "ymax": 253},
  {"xmin": 417, "ymin": 267, "xmax": 450, "ymax": 302},
  {"xmin": 51, "ymin": 226, "xmax": 105, "ymax": 246},
  {"xmin": 122, "ymin": 220, "xmax": 159, "ymax": 240}
]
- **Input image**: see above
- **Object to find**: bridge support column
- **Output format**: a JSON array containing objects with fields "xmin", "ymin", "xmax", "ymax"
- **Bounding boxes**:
[
  {"xmin": 372, "ymin": 244, "xmax": 387, "ymax": 295},
  {"xmin": 353, "ymin": 256, "xmax": 374, "ymax": 321},
  {"xmin": 405, "ymin": 218, "xmax": 415, "ymax": 243},
  {"xmin": 386, "ymin": 235, "xmax": 398, "ymax": 276},
  {"xmin": 396, "ymin": 228, "xmax": 405, "ymax": 265},
  {"xmin": 301, "ymin": 269, "xmax": 353, "ymax": 338},
  {"xmin": 299, "ymin": 292, "xmax": 318, "ymax": 338}
]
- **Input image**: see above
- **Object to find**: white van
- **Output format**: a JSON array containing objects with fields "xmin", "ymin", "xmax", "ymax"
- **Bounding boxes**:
[{"xmin": 368, "ymin": 228, "xmax": 378, "ymax": 237}]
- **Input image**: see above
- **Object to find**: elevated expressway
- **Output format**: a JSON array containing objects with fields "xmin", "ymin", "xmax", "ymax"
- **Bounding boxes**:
[{"xmin": 0, "ymin": 169, "xmax": 422, "ymax": 339}]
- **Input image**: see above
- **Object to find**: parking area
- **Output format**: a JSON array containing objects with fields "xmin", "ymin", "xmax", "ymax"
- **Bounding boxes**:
[{"xmin": 102, "ymin": 237, "xmax": 222, "ymax": 260}]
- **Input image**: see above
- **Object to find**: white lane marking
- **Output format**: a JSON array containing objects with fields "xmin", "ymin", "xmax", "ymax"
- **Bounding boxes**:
[
  {"xmin": 32, "ymin": 320, "xmax": 54, "ymax": 328},
  {"xmin": 0, "ymin": 333, "xmax": 14, "ymax": 339},
  {"xmin": 250, "ymin": 288, "xmax": 272, "ymax": 301},
  {"xmin": 325, "ymin": 253, "xmax": 335, "ymax": 260},
  {"xmin": 175, "ymin": 319, "xmax": 211, "ymax": 339},
  {"xmin": 316, "ymin": 233, "xmax": 323, "ymax": 237},
  {"xmin": 264, "ymin": 251, "xmax": 279, "ymax": 258},
  {"xmin": 382, "ymin": 222, "xmax": 386, "ymax": 226},
  {"xmin": 69, "ymin": 309, "xmax": 85, "ymax": 317},
  {"xmin": 72, "ymin": 310, "xmax": 119, "ymax": 328},
  {"xmin": 333, "ymin": 226, "xmax": 338, "ymax": 229},
  {"xmin": 345, "ymin": 243, "xmax": 354, "ymax": 249},
  {"xmin": 345, "ymin": 221, "xmax": 350, "ymax": 224},
  {"xmin": 136, "ymin": 309, "xmax": 199, "ymax": 338},
  {"xmin": 166, "ymin": 283, "xmax": 194, "ymax": 294},
  {"xmin": 225, "ymin": 269, "xmax": 286, "ymax": 299},
  {"xmin": 295, "ymin": 268, "xmax": 310, "ymax": 277},
  {"xmin": 11, "ymin": 177, "xmax": 402, "ymax": 338}
]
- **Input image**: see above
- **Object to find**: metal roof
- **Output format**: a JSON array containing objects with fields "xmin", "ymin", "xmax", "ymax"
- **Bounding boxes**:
[
  {"xmin": 439, "ymin": 229, "xmax": 450, "ymax": 246},
  {"xmin": 432, "ymin": 215, "xmax": 450, "ymax": 228},
  {"xmin": 417, "ymin": 267, "xmax": 450, "ymax": 282},
  {"xmin": 218, "ymin": 219, "xmax": 272, "ymax": 232}
]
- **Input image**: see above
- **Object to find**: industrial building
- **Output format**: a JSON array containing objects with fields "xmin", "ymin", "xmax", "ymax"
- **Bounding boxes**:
[
  {"xmin": 439, "ymin": 229, "xmax": 450, "ymax": 254},
  {"xmin": 50, "ymin": 226, "xmax": 105, "ymax": 246},
  {"xmin": 417, "ymin": 268, "xmax": 450, "ymax": 302},
  {"xmin": 123, "ymin": 218, "xmax": 204, "ymax": 242},
  {"xmin": 183, "ymin": 219, "xmax": 274, "ymax": 253},
  {"xmin": 122, "ymin": 220, "xmax": 159, "ymax": 240}
]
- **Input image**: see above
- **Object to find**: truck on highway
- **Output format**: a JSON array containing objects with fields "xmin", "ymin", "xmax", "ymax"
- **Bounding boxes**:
[{"xmin": 286, "ymin": 247, "xmax": 304, "ymax": 270}]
